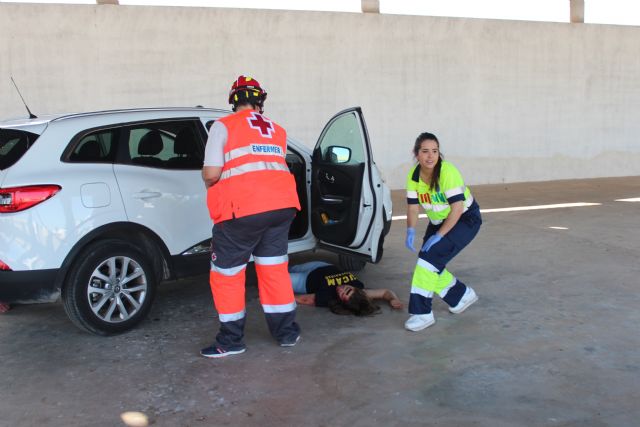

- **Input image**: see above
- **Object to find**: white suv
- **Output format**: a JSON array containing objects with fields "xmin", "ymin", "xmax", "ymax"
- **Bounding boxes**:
[{"xmin": 0, "ymin": 107, "xmax": 392, "ymax": 335}]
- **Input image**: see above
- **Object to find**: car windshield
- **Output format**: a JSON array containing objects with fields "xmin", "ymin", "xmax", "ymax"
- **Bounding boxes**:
[{"xmin": 0, "ymin": 128, "xmax": 40, "ymax": 170}]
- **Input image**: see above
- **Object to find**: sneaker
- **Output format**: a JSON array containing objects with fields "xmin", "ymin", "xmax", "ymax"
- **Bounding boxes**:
[
  {"xmin": 404, "ymin": 313, "xmax": 435, "ymax": 331},
  {"xmin": 449, "ymin": 286, "xmax": 478, "ymax": 314},
  {"xmin": 280, "ymin": 335, "xmax": 301, "ymax": 347},
  {"xmin": 200, "ymin": 345, "xmax": 246, "ymax": 359}
]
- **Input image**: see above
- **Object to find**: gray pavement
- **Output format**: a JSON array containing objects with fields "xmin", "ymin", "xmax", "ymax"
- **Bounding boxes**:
[{"xmin": 1, "ymin": 177, "xmax": 639, "ymax": 427}]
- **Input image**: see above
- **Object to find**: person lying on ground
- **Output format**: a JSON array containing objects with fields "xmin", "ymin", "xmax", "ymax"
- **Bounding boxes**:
[{"xmin": 289, "ymin": 261, "xmax": 403, "ymax": 316}]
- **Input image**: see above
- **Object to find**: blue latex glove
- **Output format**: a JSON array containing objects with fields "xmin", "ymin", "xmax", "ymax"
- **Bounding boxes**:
[
  {"xmin": 421, "ymin": 233, "xmax": 442, "ymax": 253},
  {"xmin": 405, "ymin": 227, "xmax": 417, "ymax": 252}
]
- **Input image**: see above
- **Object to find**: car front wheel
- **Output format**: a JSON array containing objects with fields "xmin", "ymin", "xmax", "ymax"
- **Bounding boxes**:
[{"xmin": 62, "ymin": 239, "xmax": 157, "ymax": 335}]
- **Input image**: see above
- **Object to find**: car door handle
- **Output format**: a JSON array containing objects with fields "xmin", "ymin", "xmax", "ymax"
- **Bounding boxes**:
[
  {"xmin": 321, "ymin": 196, "xmax": 344, "ymax": 205},
  {"xmin": 132, "ymin": 191, "xmax": 162, "ymax": 200}
]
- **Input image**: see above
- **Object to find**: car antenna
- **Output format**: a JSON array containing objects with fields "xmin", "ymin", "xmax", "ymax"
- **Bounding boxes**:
[{"xmin": 10, "ymin": 76, "xmax": 37, "ymax": 119}]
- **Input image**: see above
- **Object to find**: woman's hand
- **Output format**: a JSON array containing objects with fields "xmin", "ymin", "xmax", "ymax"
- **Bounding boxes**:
[
  {"xmin": 389, "ymin": 297, "xmax": 403, "ymax": 309},
  {"xmin": 294, "ymin": 294, "xmax": 316, "ymax": 306},
  {"xmin": 405, "ymin": 227, "xmax": 417, "ymax": 252},
  {"xmin": 384, "ymin": 290, "xmax": 404, "ymax": 309},
  {"xmin": 421, "ymin": 233, "xmax": 442, "ymax": 253},
  {"xmin": 364, "ymin": 289, "xmax": 403, "ymax": 309}
]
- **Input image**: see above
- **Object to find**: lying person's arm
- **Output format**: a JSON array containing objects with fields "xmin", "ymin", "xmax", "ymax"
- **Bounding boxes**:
[
  {"xmin": 295, "ymin": 294, "xmax": 316, "ymax": 306},
  {"xmin": 364, "ymin": 289, "xmax": 403, "ymax": 309}
]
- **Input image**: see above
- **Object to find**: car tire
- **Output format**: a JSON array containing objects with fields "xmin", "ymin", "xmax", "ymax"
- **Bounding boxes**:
[
  {"xmin": 62, "ymin": 239, "xmax": 157, "ymax": 335},
  {"xmin": 338, "ymin": 253, "xmax": 367, "ymax": 272}
]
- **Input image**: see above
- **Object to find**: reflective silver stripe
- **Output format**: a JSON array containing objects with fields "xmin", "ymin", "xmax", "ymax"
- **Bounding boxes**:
[
  {"xmin": 437, "ymin": 277, "xmax": 457, "ymax": 298},
  {"xmin": 262, "ymin": 302, "xmax": 297, "ymax": 313},
  {"xmin": 431, "ymin": 204, "xmax": 450, "ymax": 212},
  {"xmin": 219, "ymin": 310, "xmax": 246, "ymax": 322},
  {"xmin": 224, "ymin": 146, "xmax": 253, "ymax": 162},
  {"xmin": 410, "ymin": 286, "xmax": 434, "ymax": 299},
  {"xmin": 430, "ymin": 218, "xmax": 443, "ymax": 225},
  {"xmin": 420, "ymin": 203, "xmax": 433, "ymax": 210},
  {"xmin": 254, "ymin": 255, "xmax": 288, "ymax": 265},
  {"xmin": 444, "ymin": 186, "xmax": 465, "ymax": 198},
  {"xmin": 220, "ymin": 161, "xmax": 289, "ymax": 180},
  {"xmin": 210, "ymin": 263, "xmax": 246, "ymax": 276},
  {"xmin": 416, "ymin": 258, "xmax": 440, "ymax": 273},
  {"xmin": 407, "ymin": 190, "xmax": 418, "ymax": 199},
  {"xmin": 224, "ymin": 144, "xmax": 285, "ymax": 162}
]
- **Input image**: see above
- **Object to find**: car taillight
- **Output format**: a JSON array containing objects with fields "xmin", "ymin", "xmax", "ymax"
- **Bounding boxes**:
[
  {"xmin": 0, "ymin": 260, "xmax": 11, "ymax": 271},
  {"xmin": 0, "ymin": 185, "xmax": 61, "ymax": 213}
]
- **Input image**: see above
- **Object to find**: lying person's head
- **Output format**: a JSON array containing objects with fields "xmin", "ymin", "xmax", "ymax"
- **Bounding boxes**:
[{"xmin": 328, "ymin": 285, "xmax": 380, "ymax": 316}]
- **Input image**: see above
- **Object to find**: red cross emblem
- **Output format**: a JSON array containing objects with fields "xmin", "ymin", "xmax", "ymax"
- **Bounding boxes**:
[{"xmin": 247, "ymin": 112, "xmax": 275, "ymax": 138}]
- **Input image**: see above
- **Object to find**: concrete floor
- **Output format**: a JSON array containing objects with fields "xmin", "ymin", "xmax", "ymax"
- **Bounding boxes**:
[{"xmin": 1, "ymin": 176, "xmax": 639, "ymax": 427}]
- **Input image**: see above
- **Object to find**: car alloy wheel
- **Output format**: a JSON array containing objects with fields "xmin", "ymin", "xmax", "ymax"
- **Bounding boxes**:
[
  {"xmin": 86, "ymin": 255, "xmax": 148, "ymax": 323},
  {"xmin": 63, "ymin": 239, "xmax": 157, "ymax": 335}
]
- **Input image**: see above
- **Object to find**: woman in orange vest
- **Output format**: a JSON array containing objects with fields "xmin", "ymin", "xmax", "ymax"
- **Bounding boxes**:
[{"xmin": 201, "ymin": 75, "xmax": 301, "ymax": 358}]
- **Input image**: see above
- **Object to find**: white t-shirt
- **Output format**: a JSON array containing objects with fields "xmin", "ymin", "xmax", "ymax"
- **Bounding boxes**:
[{"xmin": 203, "ymin": 121, "xmax": 227, "ymax": 167}]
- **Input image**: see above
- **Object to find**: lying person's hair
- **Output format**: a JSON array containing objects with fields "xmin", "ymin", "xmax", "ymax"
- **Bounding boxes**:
[{"xmin": 328, "ymin": 288, "xmax": 380, "ymax": 316}]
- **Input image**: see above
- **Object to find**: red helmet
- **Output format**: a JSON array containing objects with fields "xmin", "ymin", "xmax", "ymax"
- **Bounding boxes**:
[{"xmin": 228, "ymin": 75, "xmax": 268, "ymax": 107}]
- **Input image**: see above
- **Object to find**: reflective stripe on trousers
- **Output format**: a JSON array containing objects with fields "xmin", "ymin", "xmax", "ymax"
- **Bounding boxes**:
[
  {"xmin": 209, "ymin": 264, "xmax": 247, "ymax": 320},
  {"xmin": 254, "ymin": 255, "xmax": 296, "ymax": 313}
]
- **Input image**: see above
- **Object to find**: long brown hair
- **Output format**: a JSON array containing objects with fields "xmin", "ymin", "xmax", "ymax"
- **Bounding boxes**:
[
  {"xmin": 328, "ymin": 288, "xmax": 380, "ymax": 316},
  {"xmin": 413, "ymin": 132, "xmax": 443, "ymax": 192}
]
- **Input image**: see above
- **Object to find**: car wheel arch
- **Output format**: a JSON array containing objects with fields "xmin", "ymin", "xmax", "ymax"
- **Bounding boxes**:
[{"xmin": 55, "ymin": 222, "xmax": 172, "ymax": 294}]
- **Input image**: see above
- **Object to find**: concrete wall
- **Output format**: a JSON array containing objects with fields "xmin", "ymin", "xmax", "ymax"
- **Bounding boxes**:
[{"xmin": 1, "ymin": 4, "xmax": 639, "ymax": 189}]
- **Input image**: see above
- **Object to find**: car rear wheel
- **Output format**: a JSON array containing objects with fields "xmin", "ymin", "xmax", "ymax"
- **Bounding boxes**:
[{"xmin": 62, "ymin": 239, "xmax": 157, "ymax": 335}]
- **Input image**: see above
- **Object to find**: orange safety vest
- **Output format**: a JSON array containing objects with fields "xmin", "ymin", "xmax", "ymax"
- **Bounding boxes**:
[{"xmin": 207, "ymin": 109, "xmax": 301, "ymax": 223}]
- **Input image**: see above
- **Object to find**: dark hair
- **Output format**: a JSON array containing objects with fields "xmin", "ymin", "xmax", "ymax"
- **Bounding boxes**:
[
  {"xmin": 328, "ymin": 288, "xmax": 380, "ymax": 316},
  {"xmin": 413, "ymin": 132, "xmax": 443, "ymax": 192}
]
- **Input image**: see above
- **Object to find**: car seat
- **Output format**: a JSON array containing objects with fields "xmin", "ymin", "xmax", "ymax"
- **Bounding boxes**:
[
  {"xmin": 166, "ymin": 127, "xmax": 201, "ymax": 169},
  {"xmin": 132, "ymin": 130, "xmax": 164, "ymax": 167},
  {"xmin": 73, "ymin": 138, "xmax": 102, "ymax": 162}
]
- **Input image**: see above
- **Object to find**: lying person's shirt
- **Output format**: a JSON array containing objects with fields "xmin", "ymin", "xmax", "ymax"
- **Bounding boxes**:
[{"xmin": 305, "ymin": 265, "xmax": 365, "ymax": 307}]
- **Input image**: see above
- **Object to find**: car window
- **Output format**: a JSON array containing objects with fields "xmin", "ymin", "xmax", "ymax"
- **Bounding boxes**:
[
  {"xmin": 0, "ymin": 129, "xmax": 39, "ymax": 170},
  {"xmin": 122, "ymin": 120, "xmax": 204, "ymax": 170},
  {"xmin": 68, "ymin": 129, "xmax": 117, "ymax": 163},
  {"xmin": 315, "ymin": 112, "xmax": 365, "ymax": 165}
]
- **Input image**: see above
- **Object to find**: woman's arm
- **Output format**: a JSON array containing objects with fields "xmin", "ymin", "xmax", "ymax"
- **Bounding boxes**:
[
  {"xmin": 364, "ymin": 289, "xmax": 404, "ymax": 309},
  {"xmin": 437, "ymin": 200, "xmax": 464, "ymax": 237},
  {"xmin": 295, "ymin": 294, "xmax": 316, "ymax": 306},
  {"xmin": 407, "ymin": 203, "xmax": 420, "ymax": 229}
]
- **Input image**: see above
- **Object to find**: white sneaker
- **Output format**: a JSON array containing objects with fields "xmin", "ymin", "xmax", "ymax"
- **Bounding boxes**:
[
  {"xmin": 449, "ymin": 286, "xmax": 478, "ymax": 314},
  {"xmin": 404, "ymin": 313, "xmax": 435, "ymax": 331}
]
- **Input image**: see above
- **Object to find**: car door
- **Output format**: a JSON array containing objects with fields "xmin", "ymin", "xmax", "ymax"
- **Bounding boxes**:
[
  {"xmin": 113, "ymin": 119, "xmax": 211, "ymax": 256},
  {"xmin": 311, "ymin": 107, "xmax": 384, "ymax": 262}
]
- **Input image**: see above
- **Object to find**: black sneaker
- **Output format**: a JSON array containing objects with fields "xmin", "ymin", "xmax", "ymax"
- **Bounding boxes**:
[
  {"xmin": 280, "ymin": 335, "xmax": 300, "ymax": 347},
  {"xmin": 200, "ymin": 345, "xmax": 246, "ymax": 358}
]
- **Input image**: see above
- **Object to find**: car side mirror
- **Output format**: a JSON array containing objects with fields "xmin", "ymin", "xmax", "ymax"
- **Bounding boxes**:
[{"xmin": 326, "ymin": 146, "xmax": 351, "ymax": 164}]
